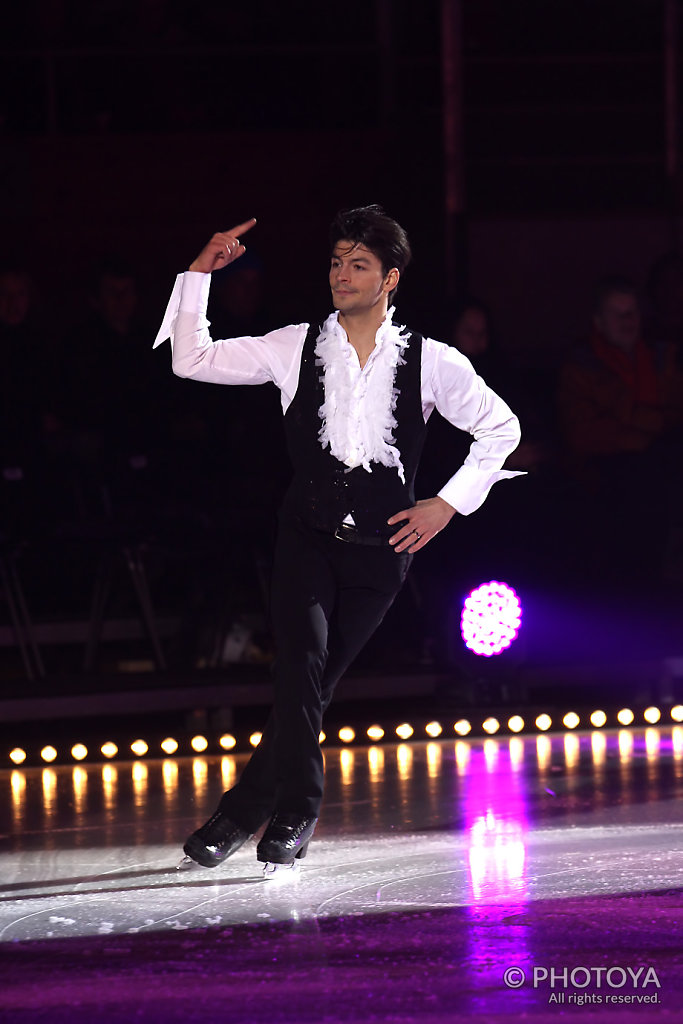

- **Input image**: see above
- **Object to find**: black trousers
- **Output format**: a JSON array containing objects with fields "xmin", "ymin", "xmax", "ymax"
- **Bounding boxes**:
[{"xmin": 218, "ymin": 516, "xmax": 412, "ymax": 831}]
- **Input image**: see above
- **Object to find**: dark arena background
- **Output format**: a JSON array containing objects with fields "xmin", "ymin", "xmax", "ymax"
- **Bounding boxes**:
[{"xmin": 1, "ymin": 2, "xmax": 683, "ymax": 1022}]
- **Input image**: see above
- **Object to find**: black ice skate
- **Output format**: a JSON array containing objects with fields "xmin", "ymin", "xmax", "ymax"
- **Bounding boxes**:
[
  {"xmin": 256, "ymin": 813, "xmax": 318, "ymax": 879},
  {"xmin": 179, "ymin": 810, "xmax": 252, "ymax": 869}
]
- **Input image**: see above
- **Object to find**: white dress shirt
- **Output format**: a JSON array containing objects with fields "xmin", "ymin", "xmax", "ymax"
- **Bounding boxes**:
[{"xmin": 154, "ymin": 272, "xmax": 523, "ymax": 515}]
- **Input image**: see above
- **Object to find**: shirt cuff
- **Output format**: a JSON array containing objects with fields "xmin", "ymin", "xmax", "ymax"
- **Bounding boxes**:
[
  {"xmin": 438, "ymin": 465, "xmax": 526, "ymax": 516},
  {"xmin": 152, "ymin": 272, "xmax": 211, "ymax": 349},
  {"xmin": 179, "ymin": 271, "xmax": 211, "ymax": 313}
]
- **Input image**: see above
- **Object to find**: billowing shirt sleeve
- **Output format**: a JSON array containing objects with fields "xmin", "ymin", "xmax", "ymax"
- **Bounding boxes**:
[
  {"xmin": 153, "ymin": 272, "xmax": 307, "ymax": 408},
  {"xmin": 421, "ymin": 337, "xmax": 524, "ymax": 515}
]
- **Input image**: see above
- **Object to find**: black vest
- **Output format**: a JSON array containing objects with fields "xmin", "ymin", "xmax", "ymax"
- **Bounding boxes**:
[{"xmin": 281, "ymin": 323, "xmax": 428, "ymax": 539}]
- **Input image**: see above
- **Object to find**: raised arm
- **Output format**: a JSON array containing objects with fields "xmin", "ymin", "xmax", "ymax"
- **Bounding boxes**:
[{"xmin": 154, "ymin": 219, "xmax": 307, "ymax": 401}]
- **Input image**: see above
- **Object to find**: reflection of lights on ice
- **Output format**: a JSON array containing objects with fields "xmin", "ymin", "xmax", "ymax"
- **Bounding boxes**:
[
  {"xmin": 468, "ymin": 810, "xmax": 526, "ymax": 898},
  {"xmin": 461, "ymin": 580, "xmax": 522, "ymax": 656}
]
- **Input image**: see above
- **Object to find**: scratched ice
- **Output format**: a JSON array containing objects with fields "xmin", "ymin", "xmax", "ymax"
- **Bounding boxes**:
[{"xmin": 1, "ymin": 731, "xmax": 682, "ymax": 1022}]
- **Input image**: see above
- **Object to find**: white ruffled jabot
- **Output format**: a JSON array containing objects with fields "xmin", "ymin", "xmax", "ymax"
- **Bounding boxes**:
[{"xmin": 315, "ymin": 308, "xmax": 411, "ymax": 482}]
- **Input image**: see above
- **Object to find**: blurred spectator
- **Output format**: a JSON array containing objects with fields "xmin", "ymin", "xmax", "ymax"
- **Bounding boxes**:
[
  {"xmin": 558, "ymin": 276, "xmax": 682, "ymax": 467},
  {"xmin": 557, "ymin": 275, "xmax": 683, "ymax": 584},
  {"xmin": 0, "ymin": 265, "xmax": 61, "ymax": 466},
  {"xmin": 0, "ymin": 264, "xmax": 70, "ymax": 552},
  {"xmin": 40, "ymin": 257, "xmax": 174, "ymax": 530},
  {"xmin": 208, "ymin": 252, "xmax": 273, "ymax": 339},
  {"xmin": 452, "ymin": 301, "xmax": 490, "ymax": 359},
  {"xmin": 61, "ymin": 258, "xmax": 158, "ymax": 459},
  {"xmin": 204, "ymin": 255, "xmax": 290, "ymax": 497},
  {"xmin": 448, "ymin": 298, "xmax": 553, "ymax": 473},
  {"xmin": 0, "ymin": 267, "xmax": 32, "ymax": 330}
]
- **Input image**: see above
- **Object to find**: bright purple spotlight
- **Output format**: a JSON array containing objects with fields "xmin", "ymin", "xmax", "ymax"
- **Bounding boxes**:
[{"xmin": 461, "ymin": 581, "xmax": 522, "ymax": 657}]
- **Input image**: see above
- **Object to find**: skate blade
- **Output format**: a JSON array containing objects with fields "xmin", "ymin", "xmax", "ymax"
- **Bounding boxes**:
[
  {"xmin": 262, "ymin": 860, "xmax": 301, "ymax": 882},
  {"xmin": 176, "ymin": 855, "xmax": 195, "ymax": 870}
]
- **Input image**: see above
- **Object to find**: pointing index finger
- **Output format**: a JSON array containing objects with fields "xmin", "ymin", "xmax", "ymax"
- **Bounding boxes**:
[{"xmin": 226, "ymin": 217, "xmax": 257, "ymax": 238}]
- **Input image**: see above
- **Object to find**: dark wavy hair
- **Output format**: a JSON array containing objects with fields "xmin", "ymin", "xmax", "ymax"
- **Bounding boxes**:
[
  {"xmin": 329, "ymin": 204, "xmax": 412, "ymax": 303},
  {"xmin": 592, "ymin": 274, "xmax": 639, "ymax": 314}
]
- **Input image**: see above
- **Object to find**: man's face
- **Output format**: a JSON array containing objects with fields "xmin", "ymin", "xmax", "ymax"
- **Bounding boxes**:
[
  {"xmin": 329, "ymin": 240, "xmax": 396, "ymax": 316},
  {"xmin": 594, "ymin": 291, "xmax": 641, "ymax": 352}
]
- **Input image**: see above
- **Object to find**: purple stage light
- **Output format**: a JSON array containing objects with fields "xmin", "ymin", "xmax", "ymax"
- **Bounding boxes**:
[{"xmin": 461, "ymin": 580, "xmax": 522, "ymax": 657}]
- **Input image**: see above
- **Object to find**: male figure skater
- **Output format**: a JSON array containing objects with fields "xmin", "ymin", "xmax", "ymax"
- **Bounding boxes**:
[{"xmin": 154, "ymin": 206, "xmax": 522, "ymax": 873}]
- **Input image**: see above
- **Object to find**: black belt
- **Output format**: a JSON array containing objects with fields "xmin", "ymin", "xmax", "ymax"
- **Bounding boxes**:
[{"xmin": 333, "ymin": 523, "xmax": 392, "ymax": 547}]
